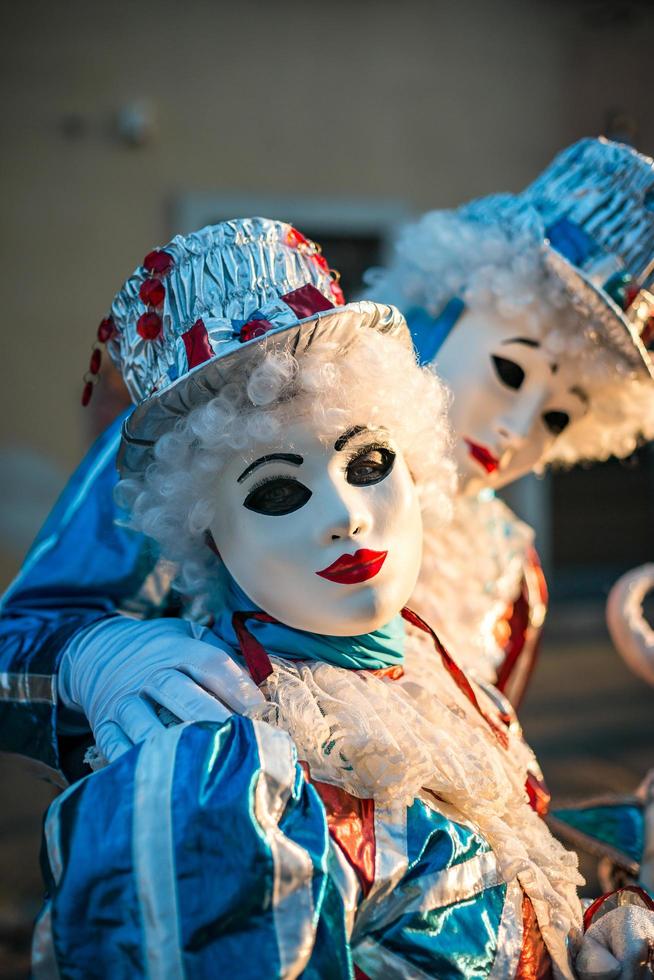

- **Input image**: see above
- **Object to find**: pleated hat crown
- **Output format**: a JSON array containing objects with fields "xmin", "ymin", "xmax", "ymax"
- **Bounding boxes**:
[
  {"xmin": 98, "ymin": 217, "xmax": 409, "ymax": 479},
  {"xmin": 101, "ymin": 217, "xmax": 344, "ymax": 405},
  {"xmin": 521, "ymin": 137, "xmax": 654, "ymax": 376}
]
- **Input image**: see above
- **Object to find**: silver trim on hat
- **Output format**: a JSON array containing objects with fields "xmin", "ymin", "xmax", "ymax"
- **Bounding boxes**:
[
  {"xmin": 543, "ymin": 247, "xmax": 654, "ymax": 381},
  {"xmin": 118, "ymin": 301, "xmax": 411, "ymax": 478}
]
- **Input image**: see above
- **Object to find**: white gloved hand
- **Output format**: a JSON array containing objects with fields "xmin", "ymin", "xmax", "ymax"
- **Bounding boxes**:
[
  {"xmin": 575, "ymin": 906, "xmax": 654, "ymax": 979},
  {"xmin": 58, "ymin": 615, "xmax": 264, "ymax": 762}
]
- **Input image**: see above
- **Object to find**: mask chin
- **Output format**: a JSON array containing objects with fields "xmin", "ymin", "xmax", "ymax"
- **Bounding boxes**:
[{"xmin": 252, "ymin": 579, "xmax": 409, "ymax": 636}]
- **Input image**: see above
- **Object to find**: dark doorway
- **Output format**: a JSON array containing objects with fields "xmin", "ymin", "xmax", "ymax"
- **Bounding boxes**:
[{"xmin": 550, "ymin": 445, "xmax": 654, "ymax": 598}]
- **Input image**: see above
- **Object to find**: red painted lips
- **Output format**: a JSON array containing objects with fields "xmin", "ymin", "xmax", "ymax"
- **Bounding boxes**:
[
  {"xmin": 316, "ymin": 549, "xmax": 388, "ymax": 584},
  {"xmin": 464, "ymin": 438, "xmax": 500, "ymax": 474}
]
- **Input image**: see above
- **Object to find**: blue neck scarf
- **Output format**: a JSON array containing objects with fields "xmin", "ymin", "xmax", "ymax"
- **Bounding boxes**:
[
  {"xmin": 407, "ymin": 296, "xmax": 465, "ymax": 365},
  {"xmin": 211, "ymin": 572, "xmax": 405, "ymax": 672}
]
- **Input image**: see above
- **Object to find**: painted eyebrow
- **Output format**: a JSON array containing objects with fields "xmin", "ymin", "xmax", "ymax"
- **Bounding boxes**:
[
  {"xmin": 334, "ymin": 425, "xmax": 391, "ymax": 452},
  {"xmin": 570, "ymin": 385, "xmax": 589, "ymax": 406},
  {"xmin": 237, "ymin": 453, "xmax": 303, "ymax": 483},
  {"xmin": 334, "ymin": 425, "xmax": 368, "ymax": 451},
  {"xmin": 501, "ymin": 337, "xmax": 540, "ymax": 348}
]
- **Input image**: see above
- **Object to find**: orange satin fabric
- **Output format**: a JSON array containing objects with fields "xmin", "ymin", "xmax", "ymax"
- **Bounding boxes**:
[
  {"xmin": 300, "ymin": 762, "xmax": 376, "ymax": 897},
  {"xmin": 516, "ymin": 895, "xmax": 553, "ymax": 979}
]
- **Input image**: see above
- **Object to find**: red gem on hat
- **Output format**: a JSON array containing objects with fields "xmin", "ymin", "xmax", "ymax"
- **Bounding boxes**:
[
  {"xmin": 286, "ymin": 227, "xmax": 310, "ymax": 249},
  {"xmin": 143, "ymin": 249, "xmax": 174, "ymax": 276},
  {"xmin": 89, "ymin": 348, "xmax": 102, "ymax": 375},
  {"xmin": 137, "ymin": 311, "xmax": 163, "ymax": 340},
  {"xmin": 139, "ymin": 277, "xmax": 166, "ymax": 307},
  {"xmin": 97, "ymin": 317, "xmax": 114, "ymax": 343},
  {"xmin": 81, "ymin": 380, "xmax": 94, "ymax": 407}
]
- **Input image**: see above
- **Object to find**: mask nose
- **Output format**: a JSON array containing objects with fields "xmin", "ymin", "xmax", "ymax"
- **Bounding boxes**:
[
  {"xmin": 319, "ymin": 488, "xmax": 373, "ymax": 546},
  {"xmin": 496, "ymin": 395, "xmax": 543, "ymax": 452},
  {"xmin": 496, "ymin": 421, "xmax": 529, "ymax": 452}
]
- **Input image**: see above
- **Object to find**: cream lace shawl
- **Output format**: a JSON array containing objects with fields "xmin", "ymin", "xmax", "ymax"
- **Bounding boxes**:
[{"xmin": 251, "ymin": 626, "xmax": 582, "ymax": 978}]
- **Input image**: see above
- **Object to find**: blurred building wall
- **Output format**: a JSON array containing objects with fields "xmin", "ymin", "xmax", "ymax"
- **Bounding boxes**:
[{"xmin": 1, "ymin": 0, "xmax": 653, "ymax": 584}]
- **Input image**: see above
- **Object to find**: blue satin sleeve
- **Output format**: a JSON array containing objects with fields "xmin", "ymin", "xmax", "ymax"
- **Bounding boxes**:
[
  {"xmin": 34, "ymin": 716, "xmax": 353, "ymax": 979},
  {"xmin": 0, "ymin": 411, "xmax": 165, "ymax": 775},
  {"xmin": 34, "ymin": 715, "xmax": 533, "ymax": 977}
]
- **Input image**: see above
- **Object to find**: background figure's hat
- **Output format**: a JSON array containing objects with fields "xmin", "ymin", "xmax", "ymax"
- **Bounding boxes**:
[
  {"xmin": 97, "ymin": 217, "xmax": 409, "ymax": 478},
  {"xmin": 520, "ymin": 137, "xmax": 654, "ymax": 380}
]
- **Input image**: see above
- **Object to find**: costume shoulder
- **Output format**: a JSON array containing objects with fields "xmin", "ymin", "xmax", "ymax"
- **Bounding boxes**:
[
  {"xmin": 0, "ymin": 412, "xmax": 174, "ymax": 776},
  {"xmin": 36, "ymin": 716, "xmax": 353, "ymax": 979}
]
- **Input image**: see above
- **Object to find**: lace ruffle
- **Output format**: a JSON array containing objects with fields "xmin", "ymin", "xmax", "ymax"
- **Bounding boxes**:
[{"xmin": 249, "ymin": 628, "xmax": 582, "ymax": 977}]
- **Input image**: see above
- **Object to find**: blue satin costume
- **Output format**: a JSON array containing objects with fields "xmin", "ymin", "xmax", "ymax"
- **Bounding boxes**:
[
  {"xmin": 34, "ymin": 714, "xmax": 539, "ymax": 979},
  {"xmin": 0, "ymin": 411, "xmax": 173, "ymax": 778},
  {"xmin": 6, "ymin": 149, "xmax": 654, "ymax": 973}
]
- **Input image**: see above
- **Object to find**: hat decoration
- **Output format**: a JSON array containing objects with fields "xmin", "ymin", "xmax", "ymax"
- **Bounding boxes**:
[
  {"xmin": 83, "ymin": 217, "xmax": 408, "ymax": 477},
  {"xmin": 521, "ymin": 137, "xmax": 654, "ymax": 379},
  {"xmin": 81, "ymin": 316, "xmax": 116, "ymax": 407},
  {"xmin": 81, "ymin": 218, "xmax": 345, "ymax": 407}
]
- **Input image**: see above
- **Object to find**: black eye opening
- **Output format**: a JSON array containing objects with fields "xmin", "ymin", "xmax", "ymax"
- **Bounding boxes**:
[
  {"xmin": 542, "ymin": 410, "xmax": 570, "ymax": 436},
  {"xmin": 346, "ymin": 444, "xmax": 396, "ymax": 486},
  {"xmin": 243, "ymin": 476, "xmax": 312, "ymax": 516},
  {"xmin": 492, "ymin": 355, "xmax": 525, "ymax": 391}
]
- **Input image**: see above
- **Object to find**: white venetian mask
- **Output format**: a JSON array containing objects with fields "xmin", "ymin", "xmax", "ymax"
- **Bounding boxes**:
[
  {"xmin": 209, "ymin": 419, "xmax": 423, "ymax": 636},
  {"xmin": 433, "ymin": 305, "xmax": 590, "ymax": 493}
]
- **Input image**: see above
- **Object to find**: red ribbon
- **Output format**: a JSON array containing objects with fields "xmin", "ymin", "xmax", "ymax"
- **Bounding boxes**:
[
  {"xmin": 182, "ymin": 318, "xmax": 214, "ymax": 368},
  {"xmin": 401, "ymin": 607, "xmax": 509, "ymax": 750},
  {"xmin": 280, "ymin": 283, "xmax": 334, "ymax": 318},
  {"xmin": 231, "ymin": 611, "xmax": 276, "ymax": 686}
]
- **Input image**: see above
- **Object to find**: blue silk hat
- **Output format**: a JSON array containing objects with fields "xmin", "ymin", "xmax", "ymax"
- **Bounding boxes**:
[
  {"xmin": 521, "ymin": 138, "xmax": 654, "ymax": 380},
  {"xmin": 99, "ymin": 217, "xmax": 410, "ymax": 477}
]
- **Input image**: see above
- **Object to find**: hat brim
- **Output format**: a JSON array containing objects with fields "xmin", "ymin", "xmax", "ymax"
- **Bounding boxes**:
[
  {"xmin": 118, "ymin": 301, "xmax": 411, "ymax": 478},
  {"xmin": 543, "ymin": 246, "xmax": 654, "ymax": 381}
]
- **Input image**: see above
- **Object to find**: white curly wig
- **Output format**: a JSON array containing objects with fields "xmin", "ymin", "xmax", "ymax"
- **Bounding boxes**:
[
  {"xmin": 364, "ymin": 199, "xmax": 654, "ymax": 467},
  {"xmin": 116, "ymin": 328, "xmax": 457, "ymax": 616}
]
